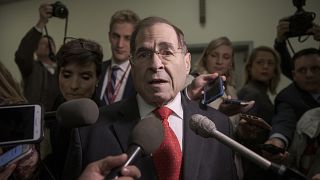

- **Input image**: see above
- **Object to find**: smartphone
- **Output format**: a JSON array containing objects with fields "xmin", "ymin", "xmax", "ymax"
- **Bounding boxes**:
[
  {"xmin": 223, "ymin": 99, "xmax": 250, "ymax": 106},
  {"xmin": 0, "ymin": 144, "xmax": 32, "ymax": 170},
  {"xmin": 258, "ymin": 144, "xmax": 285, "ymax": 155},
  {"xmin": 202, "ymin": 76, "xmax": 224, "ymax": 105},
  {"xmin": 0, "ymin": 104, "xmax": 43, "ymax": 146},
  {"xmin": 239, "ymin": 113, "xmax": 272, "ymax": 131}
]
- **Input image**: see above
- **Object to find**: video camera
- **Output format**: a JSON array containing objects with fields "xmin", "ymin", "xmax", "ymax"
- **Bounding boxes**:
[
  {"xmin": 51, "ymin": 1, "xmax": 68, "ymax": 19},
  {"xmin": 286, "ymin": 0, "xmax": 316, "ymax": 37}
]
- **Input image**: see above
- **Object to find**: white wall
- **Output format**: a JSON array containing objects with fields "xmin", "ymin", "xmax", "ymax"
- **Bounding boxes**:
[{"xmin": 1, "ymin": 0, "xmax": 320, "ymax": 93}]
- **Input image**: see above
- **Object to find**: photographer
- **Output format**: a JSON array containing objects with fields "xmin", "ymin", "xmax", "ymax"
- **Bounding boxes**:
[
  {"xmin": 274, "ymin": 16, "xmax": 320, "ymax": 80},
  {"xmin": 15, "ymin": 3, "xmax": 60, "ymax": 112}
]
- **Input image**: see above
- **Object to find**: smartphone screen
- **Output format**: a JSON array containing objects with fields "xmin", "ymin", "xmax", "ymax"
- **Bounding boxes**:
[
  {"xmin": 0, "ymin": 104, "xmax": 42, "ymax": 146},
  {"xmin": 0, "ymin": 145, "xmax": 31, "ymax": 169},
  {"xmin": 202, "ymin": 76, "xmax": 224, "ymax": 105}
]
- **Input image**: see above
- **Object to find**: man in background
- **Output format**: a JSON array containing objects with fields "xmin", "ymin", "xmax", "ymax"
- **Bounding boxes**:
[
  {"xmin": 265, "ymin": 48, "xmax": 320, "ymax": 175},
  {"xmin": 96, "ymin": 9, "xmax": 140, "ymax": 105}
]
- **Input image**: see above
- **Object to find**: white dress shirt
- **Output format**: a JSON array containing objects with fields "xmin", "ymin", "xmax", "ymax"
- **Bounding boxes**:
[
  {"xmin": 137, "ymin": 93, "xmax": 184, "ymax": 150},
  {"xmin": 100, "ymin": 59, "xmax": 131, "ymax": 103}
]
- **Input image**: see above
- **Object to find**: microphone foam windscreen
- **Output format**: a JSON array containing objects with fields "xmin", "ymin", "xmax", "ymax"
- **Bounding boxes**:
[
  {"xmin": 56, "ymin": 98, "xmax": 99, "ymax": 127},
  {"xmin": 129, "ymin": 117, "xmax": 164, "ymax": 155},
  {"xmin": 189, "ymin": 114, "xmax": 216, "ymax": 138}
]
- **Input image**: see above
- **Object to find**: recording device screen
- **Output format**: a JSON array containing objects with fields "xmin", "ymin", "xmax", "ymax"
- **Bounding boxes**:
[
  {"xmin": 0, "ymin": 104, "xmax": 42, "ymax": 146},
  {"xmin": 202, "ymin": 76, "xmax": 224, "ymax": 105}
]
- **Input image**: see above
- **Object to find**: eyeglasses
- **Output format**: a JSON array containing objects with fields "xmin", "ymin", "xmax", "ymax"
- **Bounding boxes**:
[
  {"xmin": 131, "ymin": 48, "xmax": 185, "ymax": 63},
  {"xmin": 63, "ymin": 37, "xmax": 101, "ymax": 58}
]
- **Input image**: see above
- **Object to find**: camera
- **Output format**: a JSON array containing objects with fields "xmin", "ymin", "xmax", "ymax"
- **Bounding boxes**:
[
  {"xmin": 287, "ymin": 0, "xmax": 316, "ymax": 37},
  {"xmin": 51, "ymin": 1, "xmax": 69, "ymax": 19}
]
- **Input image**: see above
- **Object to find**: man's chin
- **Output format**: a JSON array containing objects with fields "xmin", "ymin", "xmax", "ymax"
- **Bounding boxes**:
[{"xmin": 114, "ymin": 55, "xmax": 129, "ymax": 63}]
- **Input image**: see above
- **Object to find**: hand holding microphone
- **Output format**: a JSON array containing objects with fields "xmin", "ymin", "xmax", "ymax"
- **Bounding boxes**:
[
  {"xmin": 79, "ymin": 154, "xmax": 141, "ymax": 180},
  {"xmin": 105, "ymin": 116, "xmax": 164, "ymax": 180},
  {"xmin": 189, "ymin": 114, "xmax": 307, "ymax": 180}
]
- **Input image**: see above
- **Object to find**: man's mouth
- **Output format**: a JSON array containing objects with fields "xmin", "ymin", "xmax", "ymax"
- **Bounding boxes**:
[{"xmin": 149, "ymin": 79, "xmax": 168, "ymax": 84}]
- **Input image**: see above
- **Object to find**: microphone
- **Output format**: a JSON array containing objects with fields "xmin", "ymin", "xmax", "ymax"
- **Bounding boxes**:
[
  {"xmin": 105, "ymin": 116, "xmax": 164, "ymax": 180},
  {"xmin": 56, "ymin": 98, "xmax": 99, "ymax": 127},
  {"xmin": 189, "ymin": 114, "xmax": 307, "ymax": 180}
]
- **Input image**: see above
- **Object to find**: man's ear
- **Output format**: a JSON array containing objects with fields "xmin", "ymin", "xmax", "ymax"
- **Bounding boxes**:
[{"xmin": 184, "ymin": 52, "xmax": 191, "ymax": 75}]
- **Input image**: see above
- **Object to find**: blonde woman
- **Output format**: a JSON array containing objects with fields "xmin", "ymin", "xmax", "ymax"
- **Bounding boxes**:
[
  {"xmin": 238, "ymin": 46, "xmax": 281, "ymax": 124},
  {"xmin": 192, "ymin": 37, "xmax": 254, "ymax": 128},
  {"xmin": 237, "ymin": 46, "xmax": 281, "ymax": 180}
]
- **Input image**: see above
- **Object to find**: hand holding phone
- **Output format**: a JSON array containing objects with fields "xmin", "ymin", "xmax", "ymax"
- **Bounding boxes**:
[
  {"xmin": 0, "ymin": 104, "xmax": 43, "ymax": 146},
  {"xmin": 258, "ymin": 144, "xmax": 285, "ymax": 155},
  {"xmin": 239, "ymin": 113, "xmax": 272, "ymax": 131},
  {"xmin": 201, "ymin": 76, "xmax": 224, "ymax": 105},
  {"xmin": 0, "ymin": 145, "xmax": 32, "ymax": 171}
]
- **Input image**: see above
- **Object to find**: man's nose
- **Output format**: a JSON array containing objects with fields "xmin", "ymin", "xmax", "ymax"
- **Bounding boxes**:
[
  {"xmin": 117, "ymin": 37, "xmax": 125, "ymax": 47},
  {"xmin": 150, "ymin": 52, "xmax": 164, "ymax": 71}
]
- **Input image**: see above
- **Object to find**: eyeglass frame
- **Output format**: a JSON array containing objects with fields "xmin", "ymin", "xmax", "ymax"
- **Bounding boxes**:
[{"xmin": 129, "ymin": 47, "xmax": 187, "ymax": 65}]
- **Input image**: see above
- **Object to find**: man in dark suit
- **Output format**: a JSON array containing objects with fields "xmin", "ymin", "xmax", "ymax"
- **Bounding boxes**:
[
  {"xmin": 96, "ymin": 10, "xmax": 140, "ymax": 106},
  {"xmin": 63, "ymin": 16, "xmax": 238, "ymax": 180},
  {"xmin": 265, "ymin": 48, "xmax": 320, "ymax": 161}
]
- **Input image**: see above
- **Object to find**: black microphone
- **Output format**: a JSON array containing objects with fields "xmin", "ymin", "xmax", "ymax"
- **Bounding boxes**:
[
  {"xmin": 105, "ymin": 116, "xmax": 164, "ymax": 180},
  {"xmin": 56, "ymin": 98, "xmax": 99, "ymax": 127},
  {"xmin": 189, "ymin": 114, "xmax": 307, "ymax": 180}
]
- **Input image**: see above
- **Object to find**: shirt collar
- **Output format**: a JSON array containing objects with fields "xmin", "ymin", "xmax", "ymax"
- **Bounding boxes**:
[
  {"xmin": 111, "ymin": 59, "xmax": 130, "ymax": 72},
  {"xmin": 137, "ymin": 92, "xmax": 183, "ymax": 119}
]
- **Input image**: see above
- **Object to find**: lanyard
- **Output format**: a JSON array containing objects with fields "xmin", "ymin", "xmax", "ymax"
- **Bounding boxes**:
[{"xmin": 107, "ymin": 64, "xmax": 130, "ymax": 104}]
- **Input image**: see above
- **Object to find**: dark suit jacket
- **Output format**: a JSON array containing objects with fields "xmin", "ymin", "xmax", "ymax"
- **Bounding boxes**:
[
  {"xmin": 63, "ymin": 94, "xmax": 238, "ymax": 180},
  {"xmin": 96, "ymin": 60, "xmax": 135, "ymax": 106},
  {"xmin": 238, "ymin": 80, "xmax": 274, "ymax": 124},
  {"xmin": 271, "ymin": 83, "xmax": 320, "ymax": 144}
]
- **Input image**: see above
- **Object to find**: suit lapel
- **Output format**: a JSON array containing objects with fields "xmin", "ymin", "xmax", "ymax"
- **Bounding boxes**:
[
  {"xmin": 181, "ymin": 96, "xmax": 204, "ymax": 180},
  {"xmin": 97, "ymin": 60, "xmax": 111, "ymax": 105},
  {"xmin": 111, "ymin": 97, "xmax": 140, "ymax": 152}
]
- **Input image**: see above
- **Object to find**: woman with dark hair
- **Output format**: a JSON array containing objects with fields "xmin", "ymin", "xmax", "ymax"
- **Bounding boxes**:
[
  {"xmin": 42, "ymin": 38, "xmax": 103, "ymax": 180},
  {"xmin": 53, "ymin": 38, "xmax": 103, "ymax": 106}
]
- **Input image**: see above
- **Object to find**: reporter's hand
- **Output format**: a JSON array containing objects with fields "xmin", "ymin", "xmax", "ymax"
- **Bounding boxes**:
[
  {"xmin": 263, "ymin": 138, "xmax": 289, "ymax": 164},
  {"xmin": 14, "ymin": 145, "xmax": 39, "ymax": 179},
  {"xmin": 36, "ymin": 3, "xmax": 53, "ymax": 29},
  {"xmin": 312, "ymin": 173, "xmax": 320, "ymax": 180},
  {"xmin": 0, "ymin": 164, "xmax": 16, "ymax": 180},
  {"xmin": 276, "ymin": 17, "xmax": 290, "ymax": 43},
  {"xmin": 236, "ymin": 118, "xmax": 265, "ymax": 140},
  {"xmin": 186, "ymin": 73, "xmax": 226, "ymax": 101},
  {"xmin": 79, "ymin": 154, "xmax": 141, "ymax": 180}
]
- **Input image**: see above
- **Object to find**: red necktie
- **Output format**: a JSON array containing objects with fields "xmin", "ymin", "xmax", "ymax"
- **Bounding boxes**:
[
  {"xmin": 105, "ymin": 66, "xmax": 118, "ymax": 104},
  {"xmin": 152, "ymin": 107, "xmax": 182, "ymax": 180}
]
